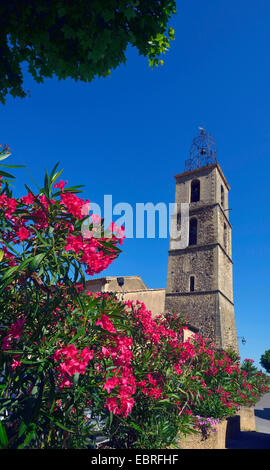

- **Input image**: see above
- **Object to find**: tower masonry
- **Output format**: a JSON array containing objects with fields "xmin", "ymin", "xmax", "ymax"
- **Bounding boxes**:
[{"xmin": 165, "ymin": 128, "xmax": 238, "ymax": 352}]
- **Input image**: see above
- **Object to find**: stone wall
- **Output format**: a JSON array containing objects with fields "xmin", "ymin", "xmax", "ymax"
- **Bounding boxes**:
[
  {"xmin": 237, "ymin": 407, "xmax": 256, "ymax": 431},
  {"xmin": 218, "ymin": 293, "xmax": 238, "ymax": 351},
  {"xmin": 165, "ymin": 292, "xmax": 217, "ymax": 343},
  {"xmin": 120, "ymin": 289, "xmax": 166, "ymax": 318},
  {"xmin": 177, "ymin": 419, "xmax": 228, "ymax": 449},
  {"xmin": 217, "ymin": 204, "xmax": 232, "ymax": 258},
  {"xmin": 166, "ymin": 245, "xmax": 216, "ymax": 293},
  {"xmin": 217, "ymin": 246, "xmax": 234, "ymax": 301},
  {"xmin": 174, "ymin": 164, "xmax": 216, "ymax": 206}
]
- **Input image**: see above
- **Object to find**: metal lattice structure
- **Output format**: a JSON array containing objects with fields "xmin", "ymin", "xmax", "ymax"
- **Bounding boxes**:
[{"xmin": 185, "ymin": 127, "xmax": 217, "ymax": 171}]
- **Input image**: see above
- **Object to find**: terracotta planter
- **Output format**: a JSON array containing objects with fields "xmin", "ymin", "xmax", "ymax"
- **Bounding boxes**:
[{"xmin": 177, "ymin": 420, "xmax": 228, "ymax": 449}]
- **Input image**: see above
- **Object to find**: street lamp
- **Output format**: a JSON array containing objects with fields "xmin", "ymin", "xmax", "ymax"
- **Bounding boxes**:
[{"xmin": 238, "ymin": 336, "xmax": 247, "ymax": 345}]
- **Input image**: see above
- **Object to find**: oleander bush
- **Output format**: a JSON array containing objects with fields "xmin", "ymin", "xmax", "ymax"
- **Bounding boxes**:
[{"xmin": 0, "ymin": 151, "xmax": 268, "ymax": 449}]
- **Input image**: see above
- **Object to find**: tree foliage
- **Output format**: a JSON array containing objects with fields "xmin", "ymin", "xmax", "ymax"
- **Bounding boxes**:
[
  {"xmin": 0, "ymin": 0, "xmax": 176, "ymax": 103},
  {"xmin": 260, "ymin": 350, "xmax": 270, "ymax": 374},
  {"xmin": 241, "ymin": 358, "xmax": 259, "ymax": 378}
]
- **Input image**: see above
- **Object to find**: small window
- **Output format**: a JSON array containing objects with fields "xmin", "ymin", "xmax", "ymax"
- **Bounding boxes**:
[
  {"xmin": 221, "ymin": 185, "xmax": 225, "ymax": 207},
  {"xmin": 189, "ymin": 218, "xmax": 197, "ymax": 246},
  {"xmin": 191, "ymin": 179, "xmax": 200, "ymax": 203},
  {"xmin": 190, "ymin": 276, "xmax": 195, "ymax": 292}
]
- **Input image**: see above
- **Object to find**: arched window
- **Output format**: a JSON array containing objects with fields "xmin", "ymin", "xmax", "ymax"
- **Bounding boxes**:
[
  {"xmin": 190, "ymin": 276, "xmax": 195, "ymax": 292},
  {"xmin": 189, "ymin": 218, "xmax": 197, "ymax": 246},
  {"xmin": 221, "ymin": 185, "xmax": 225, "ymax": 208},
  {"xmin": 191, "ymin": 179, "xmax": 200, "ymax": 203}
]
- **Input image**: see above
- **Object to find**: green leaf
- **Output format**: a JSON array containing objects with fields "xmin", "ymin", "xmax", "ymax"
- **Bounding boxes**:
[
  {"xmin": 43, "ymin": 169, "xmax": 50, "ymax": 197},
  {"xmin": 57, "ymin": 7, "xmax": 66, "ymax": 17},
  {"xmin": 49, "ymin": 161, "xmax": 60, "ymax": 179},
  {"xmin": 73, "ymin": 372, "xmax": 80, "ymax": 386},
  {"xmin": 24, "ymin": 184, "xmax": 36, "ymax": 197},
  {"xmin": 0, "ymin": 421, "xmax": 8, "ymax": 447},
  {"xmin": 29, "ymin": 252, "xmax": 47, "ymax": 271},
  {"xmin": 0, "ymin": 169, "xmax": 15, "ymax": 179},
  {"xmin": 51, "ymin": 167, "xmax": 64, "ymax": 187},
  {"xmin": 0, "ymin": 164, "xmax": 25, "ymax": 168},
  {"xmin": 18, "ymin": 421, "xmax": 27, "ymax": 438},
  {"xmin": 128, "ymin": 421, "xmax": 144, "ymax": 433},
  {"xmin": 0, "ymin": 265, "xmax": 18, "ymax": 282},
  {"xmin": 0, "ymin": 152, "xmax": 11, "ymax": 161},
  {"xmin": 30, "ymin": 227, "xmax": 51, "ymax": 246},
  {"xmin": 62, "ymin": 185, "xmax": 85, "ymax": 191},
  {"xmin": 168, "ymin": 27, "xmax": 175, "ymax": 40},
  {"xmin": 40, "ymin": 411, "xmax": 75, "ymax": 433},
  {"xmin": 17, "ymin": 424, "xmax": 36, "ymax": 449}
]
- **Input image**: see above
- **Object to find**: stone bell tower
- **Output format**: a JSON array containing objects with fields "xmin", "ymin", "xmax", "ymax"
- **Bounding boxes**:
[{"xmin": 165, "ymin": 128, "xmax": 238, "ymax": 352}]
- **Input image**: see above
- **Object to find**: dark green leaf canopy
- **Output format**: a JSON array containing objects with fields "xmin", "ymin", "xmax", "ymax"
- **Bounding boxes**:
[
  {"xmin": 260, "ymin": 350, "xmax": 270, "ymax": 374},
  {"xmin": 0, "ymin": 0, "xmax": 176, "ymax": 103}
]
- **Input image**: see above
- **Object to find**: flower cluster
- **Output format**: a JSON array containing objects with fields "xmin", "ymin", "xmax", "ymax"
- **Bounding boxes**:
[
  {"xmin": 53, "ymin": 344, "xmax": 94, "ymax": 389},
  {"xmin": 104, "ymin": 366, "xmax": 136, "ymax": 418},
  {"xmin": 0, "ymin": 174, "xmax": 124, "ymax": 276},
  {"xmin": 99, "ymin": 329, "xmax": 136, "ymax": 417},
  {"xmin": 60, "ymin": 192, "xmax": 88, "ymax": 220},
  {"xmin": 65, "ymin": 234, "xmax": 118, "ymax": 275},
  {"xmin": 2, "ymin": 317, "xmax": 25, "ymax": 351},
  {"xmin": 195, "ymin": 416, "xmax": 220, "ymax": 434},
  {"xmin": 126, "ymin": 300, "xmax": 179, "ymax": 345},
  {"xmin": 137, "ymin": 374, "xmax": 164, "ymax": 400},
  {"xmin": 0, "ymin": 186, "xmax": 18, "ymax": 221}
]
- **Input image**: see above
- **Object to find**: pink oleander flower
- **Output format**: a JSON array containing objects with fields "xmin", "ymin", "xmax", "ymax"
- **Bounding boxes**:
[
  {"xmin": 39, "ymin": 194, "xmax": 49, "ymax": 210},
  {"xmin": 104, "ymin": 397, "xmax": 121, "ymax": 416},
  {"xmin": 0, "ymin": 195, "xmax": 17, "ymax": 218},
  {"xmin": 31, "ymin": 207, "xmax": 48, "ymax": 230},
  {"xmin": 174, "ymin": 364, "xmax": 183, "ymax": 375},
  {"xmin": 108, "ymin": 222, "xmax": 125, "ymax": 245},
  {"xmin": 91, "ymin": 213, "xmax": 102, "ymax": 224},
  {"xmin": 119, "ymin": 396, "xmax": 135, "ymax": 418},
  {"xmin": 104, "ymin": 376, "xmax": 119, "ymax": 393},
  {"xmin": 53, "ymin": 344, "xmax": 94, "ymax": 389},
  {"xmin": 21, "ymin": 193, "xmax": 35, "ymax": 205},
  {"xmin": 54, "ymin": 180, "xmax": 68, "ymax": 191},
  {"xmin": 74, "ymin": 283, "xmax": 84, "ymax": 293},
  {"xmin": 96, "ymin": 314, "xmax": 117, "ymax": 334},
  {"xmin": 81, "ymin": 202, "xmax": 91, "ymax": 216},
  {"xmin": 65, "ymin": 233, "xmax": 118, "ymax": 276},
  {"xmin": 101, "ymin": 346, "xmax": 110, "ymax": 358},
  {"xmin": 2, "ymin": 317, "xmax": 26, "ymax": 351},
  {"xmin": 10, "ymin": 359, "xmax": 22, "ymax": 369},
  {"xmin": 17, "ymin": 226, "xmax": 31, "ymax": 241},
  {"xmin": 60, "ymin": 192, "xmax": 88, "ymax": 220}
]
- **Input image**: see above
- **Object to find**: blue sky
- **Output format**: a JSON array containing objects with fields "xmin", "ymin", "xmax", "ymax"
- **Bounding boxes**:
[{"xmin": 1, "ymin": 0, "xmax": 270, "ymax": 370}]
